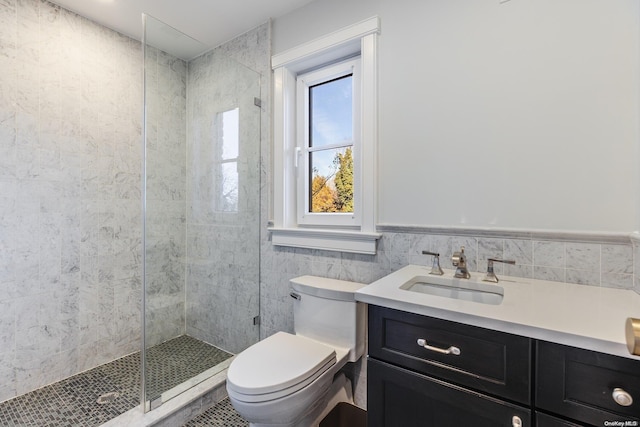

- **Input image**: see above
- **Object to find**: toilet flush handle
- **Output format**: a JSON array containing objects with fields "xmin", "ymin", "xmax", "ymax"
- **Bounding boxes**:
[{"xmin": 290, "ymin": 292, "xmax": 301, "ymax": 301}]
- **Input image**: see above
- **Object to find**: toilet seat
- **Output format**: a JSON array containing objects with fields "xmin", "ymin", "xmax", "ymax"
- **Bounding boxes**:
[{"xmin": 227, "ymin": 332, "xmax": 337, "ymax": 403}]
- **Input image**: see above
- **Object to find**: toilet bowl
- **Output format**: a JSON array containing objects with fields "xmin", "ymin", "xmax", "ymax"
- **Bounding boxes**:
[{"xmin": 226, "ymin": 276, "xmax": 366, "ymax": 427}]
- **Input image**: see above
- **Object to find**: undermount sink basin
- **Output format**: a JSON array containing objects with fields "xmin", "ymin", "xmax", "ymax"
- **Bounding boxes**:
[{"xmin": 400, "ymin": 276, "xmax": 504, "ymax": 305}]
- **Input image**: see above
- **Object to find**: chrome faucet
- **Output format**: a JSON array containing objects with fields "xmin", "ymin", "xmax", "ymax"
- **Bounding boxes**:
[
  {"xmin": 483, "ymin": 258, "xmax": 516, "ymax": 283},
  {"xmin": 421, "ymin": 250, "xmax": 444, "ymax": 275},
  {"xmin": 482, "ymin": 258, "xmax": 516, "ymax": 283},
  {"xmin": 452, "ymin": 246, "xmax": 471, "ymax": 279}
]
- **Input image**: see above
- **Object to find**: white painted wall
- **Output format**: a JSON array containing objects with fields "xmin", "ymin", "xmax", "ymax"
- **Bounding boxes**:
[
  {"xmin": 272, "ymin": 0, "xmax": 381, "ymax": 53},
  {"xmin": 273, "ymin": 0, "xmax": 640, "ymax": 233}
]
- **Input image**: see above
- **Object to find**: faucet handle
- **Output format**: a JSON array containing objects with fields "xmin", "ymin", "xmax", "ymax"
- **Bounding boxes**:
[
  {"xmin": 422, "ymin": 250, "xmax": 444, "ymax": 275},
  {"xmin": 451, "ymin": 246, "xmax": 466, "ymax": 267},
  {"xmin": 483, "ymin": 258, "xmax": 516, "ymax": 283}
]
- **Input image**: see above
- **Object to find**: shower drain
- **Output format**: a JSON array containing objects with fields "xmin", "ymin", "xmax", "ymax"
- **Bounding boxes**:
[{"xmin": 97, "ymin": 392, "xmax": 120, "ymax": 405}]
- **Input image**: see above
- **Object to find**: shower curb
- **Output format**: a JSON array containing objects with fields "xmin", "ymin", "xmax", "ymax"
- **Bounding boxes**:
[
  {"xmin": 101, "ymin": 363, "xmax": 232, "ymax": 427},
  {"xmin": 150, "ymin": 380, "xmax": 229, "ymax": 427}
]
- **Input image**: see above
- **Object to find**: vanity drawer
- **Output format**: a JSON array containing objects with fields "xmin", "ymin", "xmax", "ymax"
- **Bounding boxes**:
[
  {"xmin": 536, "ymin": 341, "xmax": 640, "ymax": 426},
  {"xmin": 368, "ymin": 305, "xmax": 531, "ymax": 404}
]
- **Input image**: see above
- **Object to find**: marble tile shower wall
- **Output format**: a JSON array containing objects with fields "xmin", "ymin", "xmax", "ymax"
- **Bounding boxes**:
[
  {"xmin": 185, "ymin": 25, "xmax": 267, "ymax": 355},
  {"xmin": 0, "ymin": 0, "xmax": 142, "ymax": 401},
  {"xmin": 144, "ymin": 45, "xmax": 188, "ymax": 348},
  {"xmin": 260, "ymin": 231, "xmax": 635, "ymax": 408}
]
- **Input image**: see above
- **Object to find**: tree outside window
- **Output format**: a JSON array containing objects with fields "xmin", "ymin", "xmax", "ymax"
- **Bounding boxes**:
[{"xmin": 310, "ymin": 147, "xmax": 353, "ymax": 213}]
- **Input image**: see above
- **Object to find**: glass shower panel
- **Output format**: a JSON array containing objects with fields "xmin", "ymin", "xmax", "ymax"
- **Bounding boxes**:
[
  {"xmin": 185, "ymin": 50, "xmax": 262, "ymax": 357},
  {"xmin": 142, "ymin": 15, "xmax": 261, "ymax": 411}
]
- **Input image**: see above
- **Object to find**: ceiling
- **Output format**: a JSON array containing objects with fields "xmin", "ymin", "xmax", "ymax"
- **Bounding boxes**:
[{"xmin": 49, "ymin": 0, "xmax": 315, "ymax": 60}]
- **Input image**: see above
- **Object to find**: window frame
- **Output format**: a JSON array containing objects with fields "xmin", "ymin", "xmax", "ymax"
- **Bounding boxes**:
[
  {"xmin": 296, "ymin": 58, "xmax": 362, "ymax": 227},
  {"xmin": 270, "ymin": 17, "xmax": 380, "ymax": 254}
]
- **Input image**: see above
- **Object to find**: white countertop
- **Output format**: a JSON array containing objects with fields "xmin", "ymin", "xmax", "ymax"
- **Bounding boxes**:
[{"xmin": 355, "ymin": 265, "xmax": 640, "ymax": 360}]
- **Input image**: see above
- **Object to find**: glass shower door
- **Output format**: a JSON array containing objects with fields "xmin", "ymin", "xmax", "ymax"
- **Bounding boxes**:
[{"xmin": 142, "ymin": 14, "xmax": 261, "ymax": 411}]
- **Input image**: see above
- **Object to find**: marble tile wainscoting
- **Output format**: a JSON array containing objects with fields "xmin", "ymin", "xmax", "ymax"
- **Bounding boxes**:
[
  {"xmin": 633, "ymin": 232, "xmax": 640, "ymax": 295},
  {"xmin": 260, "ymin": 226, "xmax": 638, "ymax": 409}
]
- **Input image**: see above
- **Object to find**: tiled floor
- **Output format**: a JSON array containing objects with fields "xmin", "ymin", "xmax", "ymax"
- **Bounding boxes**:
[
  {"xmin": 0, "ymin": 335, "xmax": 232, "ymax": 427},
  {"xmin": 182, "ymin": 398, "xmax": 248, "ymax": 427},
  {"xmin": 145, "ymin": 335, "xmax": 233, "ymax": 401}
]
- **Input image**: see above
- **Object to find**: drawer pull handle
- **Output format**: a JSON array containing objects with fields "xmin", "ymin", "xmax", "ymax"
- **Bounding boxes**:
[
  {"xmin": 612, "ymin": 388, "xmax": 633, "ymax": 407},
  {"xmin": 417, "ymin": 338, "xmax": 461, "ymax": 356},
  {"xmin": 512, "ymin": 416, "xmax": 522, "ymax": 427}
]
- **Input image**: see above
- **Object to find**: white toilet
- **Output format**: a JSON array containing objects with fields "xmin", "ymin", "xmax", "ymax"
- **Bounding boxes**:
[{"xmin": 226, "ymin": 275, "xmax": 366, "ymax": 427}]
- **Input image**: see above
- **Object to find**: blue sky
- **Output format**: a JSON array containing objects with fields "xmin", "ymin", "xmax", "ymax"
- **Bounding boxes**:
[{"xmin": 310, "ymin": 75, "xmax": 352, "ymax": 177}]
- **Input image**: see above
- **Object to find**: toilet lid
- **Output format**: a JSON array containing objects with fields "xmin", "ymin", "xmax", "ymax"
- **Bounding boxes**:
[{"xmin": 227, "ymin": 332, "xmax": 336, "ymax": 399}]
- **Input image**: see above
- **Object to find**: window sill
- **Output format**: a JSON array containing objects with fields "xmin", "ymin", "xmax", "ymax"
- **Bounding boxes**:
[{"xmin": 268, "ymin": 227, "xmax": 381, "ymax": 255}]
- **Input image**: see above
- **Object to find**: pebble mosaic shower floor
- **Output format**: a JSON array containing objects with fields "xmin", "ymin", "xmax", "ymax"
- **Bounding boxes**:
[{"xmin": 0, "ymin": 335, "xmax": 232, "ymax": 427}]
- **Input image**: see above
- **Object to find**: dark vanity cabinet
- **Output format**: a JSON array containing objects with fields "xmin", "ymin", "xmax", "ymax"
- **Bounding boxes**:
[
  {"xmin": 367, "ymin": 305, "xmax": 532, "ymax": 427},
  {"xmin": 367, "ymin": 305, "xmax": 640, "ymax": 427},
  {"xmin": 534, "ymin": 412, "xmax": 584, "ymax": 427},
  {"xmin": 368, "ymin": 359, "xmax": 530, "ymax": 427},
  {"xmin": 536, "ymin": 341, "xmax": 640, "ymax": 427}
]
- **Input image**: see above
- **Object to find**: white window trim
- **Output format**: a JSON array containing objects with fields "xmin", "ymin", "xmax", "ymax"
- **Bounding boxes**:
[{"xmin": 270, "ymin": 17, "xmax": 381, "ymax": 254}]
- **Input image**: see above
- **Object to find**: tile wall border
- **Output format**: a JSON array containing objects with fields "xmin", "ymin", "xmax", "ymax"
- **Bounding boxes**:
[{"xmin": 376, "ymin": 224, "xmax": 633, "ymax": 245}]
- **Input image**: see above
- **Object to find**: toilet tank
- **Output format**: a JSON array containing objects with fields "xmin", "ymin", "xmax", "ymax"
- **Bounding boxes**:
[{"xmin": 290, "ymin": 276, "xmax": 366, "ymax": 362}]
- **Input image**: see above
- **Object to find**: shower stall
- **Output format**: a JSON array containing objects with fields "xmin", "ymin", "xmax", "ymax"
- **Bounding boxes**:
[
  {"xmin": 0, "ymin": 2, "xmax": 263, "ymax": 422},
  {"xmin": 142, "ymin": 15, "xmax": 262, "ymax": 410}
]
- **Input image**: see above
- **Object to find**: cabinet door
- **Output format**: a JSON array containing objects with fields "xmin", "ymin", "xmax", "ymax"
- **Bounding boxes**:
[
  {"xmin": 368, "ymin": 358, "xmax": 531, "ymax": 427},
  {"xmin": 537, "ymin": 341, "xmax": 640, "ymax": 426},
  {"xmin": 536, "ymin": 412, "xmax": 588, "ymax": 427}
]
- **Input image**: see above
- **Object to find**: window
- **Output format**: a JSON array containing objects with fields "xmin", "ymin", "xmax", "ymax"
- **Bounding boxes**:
[
  {"xmin": 270, "ymin": 17, "xmax": 381, "ymax": 254},
  {"xmin": 215, "ymin": 108, "xmax": 239, "ymax": 212},
  {"xmin": 297, "ymin": 59, "xmax": 360, "ymax": 226}
]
